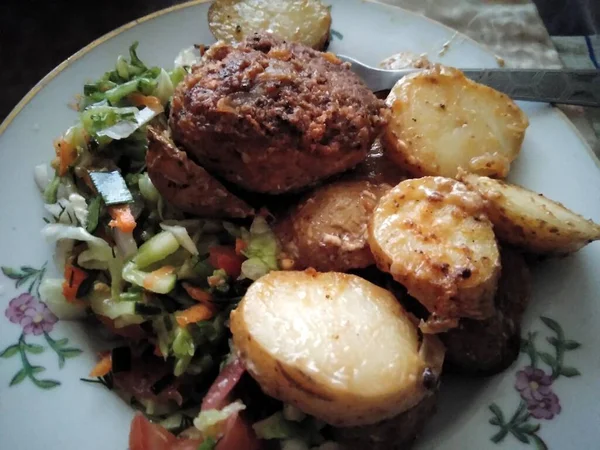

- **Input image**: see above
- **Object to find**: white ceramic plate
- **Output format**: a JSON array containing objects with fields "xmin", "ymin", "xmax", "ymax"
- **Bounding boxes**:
[{"xmin": 1, "ymin": 1, "xmax": 599, "ymax": 449}]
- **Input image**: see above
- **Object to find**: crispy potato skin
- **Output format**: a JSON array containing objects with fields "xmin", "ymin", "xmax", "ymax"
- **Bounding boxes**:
[
  {"xmin": 170, "ymin": 34, "xmax": 386, "ymax": 194},
  {"xmin": 332, "ymin": 392, "xmax": 437, "ymax": 450},
  {"xmin": 208, "ymin": 0, "xmax": 332, "ymax": 50},
  {"xmin": 441, "ymin": 248, "xmax": 531, "ymax": 375},
  {"xmin": 368, "ymin": 177, "xmax": 500, "ymax": 324},
  {"xmin": 275, "ymin": 180, "xmax": 391, "ymax": 272},
  {"xmin": 383, "ymin": 65, "xmax": 528, "ymax": 179},
  {"xmin": 230, "ymin": 271, "xmax": 445, "ymax": 427},
  {"xmin": 145, "ymin": 127, "xmax": 253, "ymax": 218},
  {"xmin": 460, "ymin": 173, "xmax": 600, "ymax": 255}
]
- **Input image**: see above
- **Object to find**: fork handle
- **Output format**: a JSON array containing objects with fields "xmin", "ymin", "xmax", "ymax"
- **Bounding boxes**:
[{"xmin": 462, "ymin": 69, "xmax": 600, "ymax": 107}]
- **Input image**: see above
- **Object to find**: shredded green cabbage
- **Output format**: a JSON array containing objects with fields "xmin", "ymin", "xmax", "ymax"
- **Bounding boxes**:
[
  {"xmin": 240, "ymin": 217, "xmax": 279, "ymax": 280},
  {"xmin": 194, "ymin": 401, "xmax": 246, "ymax": 439}
]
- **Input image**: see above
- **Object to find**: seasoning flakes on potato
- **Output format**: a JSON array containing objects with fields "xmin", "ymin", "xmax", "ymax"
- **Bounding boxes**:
[
  {"xmin": 368, "ymin": 177, "xmax": 500, "ymax": 325},
  {"xmin": 383, "ymin": 65, "xmax": 529, "ymax": 179},
  {"xmin": 275, "ymin": 180, "xmax": 391, "ymax": 272},
  {"xmin": 208, "ymin": 0, "xmax": 332, "ymax": 50},
  {"xmin": 460, "ymin": 172, "xmax": 600, "ymax": 255},
  {"xmin": 230, "ymin": 271, "xmax": 445, "ymax": 427}
]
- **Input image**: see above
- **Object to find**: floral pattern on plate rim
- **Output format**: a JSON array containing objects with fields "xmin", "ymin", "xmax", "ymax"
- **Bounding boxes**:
[
  {"xmin": 489, "ymin": 316, "xmax": 581, "ymax": 450},
  {"xmin": 0, "ymin": 262, "xmax": 583, "ymax": 450},
  {"xmin": 0, "ymin": 264, "xmax": 83, "ymax": 389}
]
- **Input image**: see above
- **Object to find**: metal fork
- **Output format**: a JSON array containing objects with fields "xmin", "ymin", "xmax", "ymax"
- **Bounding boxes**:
[{"xmin": 338, "ymin": 55, "xmax": 600, "ymax": 107}]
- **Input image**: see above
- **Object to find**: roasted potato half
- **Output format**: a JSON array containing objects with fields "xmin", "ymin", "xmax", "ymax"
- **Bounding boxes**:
[
  {"xmin": 383, "ymin": 66, "xmax": 528, "ymax": 178},
  {"xmin": 208, "ymin": 0, "xmax": 332, "ymax": 50},
  {"xmin": 230, "ymin": 271, "xmax": 445, "ymax": 427},
  {"xmin": 368, "ymin": 177, "xmax": 500, "ymax": 324},
  {"xmin": 146, "ymin": 127, "xmax": 253, "ymax": 218},
  {"xmin": 441, "ymin": 247, "xmax": 531, "ymax": 375},
  {"xmin": 460, "ymin": 172, "xmax": 600, "ymax": 255},
  {"xmin": 275, "ymin": 180, "xmax": 391, "ymax": 272}
]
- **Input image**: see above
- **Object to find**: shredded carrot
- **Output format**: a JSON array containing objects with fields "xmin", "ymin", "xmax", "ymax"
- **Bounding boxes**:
[
  {"xmin": 128, "ymin": 93, "xmax": 164, "ymax": 113},
  {"xmin": 143, "ymin": 266, "xmax": 176, "ymax": 290},
  {"xmin": 182, "ymin": 282, "xmax": 214, "ymax": 305},
  {"xmin": 62, "ymin": 264, "xmax": 88, "ymax": 303},
  {"xmin": 89, "ymin": 352, "xmax": 112, "ymax": 377},
  {"xmin": 53, "ymin": 138, "xmax": 78, "ymax": 176},
  {"xmin": 175, "ymin": 303, "xmax": 214, "ymax": 327},
  {"xmin": 108, "ymin": 204, "xmax": 137, "ymax": 233},
  {"xmin": 235, "ymin": 238, "xmax": 247, "ymax": 256},
  {"xmin": 154, "ymin": 344, "xmax": 163, "ymax": 358}
]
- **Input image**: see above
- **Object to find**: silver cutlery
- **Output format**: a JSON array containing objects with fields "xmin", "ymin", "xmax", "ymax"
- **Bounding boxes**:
[{"xmin": 338, "ymin": 55, "xmax": 600, "ymax": 107}]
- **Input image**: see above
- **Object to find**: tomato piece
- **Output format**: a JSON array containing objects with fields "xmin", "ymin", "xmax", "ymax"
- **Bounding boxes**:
[
  {"xmin": 201, "ymin": 358, "xmax": 246, "ymax": 411},
  {"xmin": 216, "ymin": 413, "xmax": 262, "ymax": 450},
  {"xmin": 170, "ymin": 438, "xmax": 204, "ymax": 450},
  {"xmin": 129, "ymin": 414, "xmax": 177, "ymax": 450},
  {"xmin": 209, "ymin": 246, "xmax": 244, "ymax": 279}
]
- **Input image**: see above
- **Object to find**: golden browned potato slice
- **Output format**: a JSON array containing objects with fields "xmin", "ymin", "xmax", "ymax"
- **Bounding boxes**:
[
  {"xmin": 441, "ymin": 247, "xmax": 531, "ymax": 375},
  {"xmin": 230, "ymin": 271, "xmax": 445, "ymax": 427},
  {"xmin": 368, "ymin": 177, "xmax": 500, "ymax": 324},
  {"xmin": 146, "ymin": 127, "xmax": 253, "ymax": 218},
  {"xmin": 459, "ymin": 172, "xmax": 600, "ymax": 255},
  {"xmin": 208, "ymin": 0, "xmax": 332, "ymax": 50},
  {"xmin": 383, "ymin": 66, "xmax": 528, "ymax": 178},
  {"xmin": 274, "ymin": 180, "xmax": 391, "ymax": 272}
]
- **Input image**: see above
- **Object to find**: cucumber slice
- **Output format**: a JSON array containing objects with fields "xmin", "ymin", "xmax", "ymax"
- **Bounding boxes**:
[{"xmin": 134, "ymin": 231, "xmax": 180, "ymax": 269}]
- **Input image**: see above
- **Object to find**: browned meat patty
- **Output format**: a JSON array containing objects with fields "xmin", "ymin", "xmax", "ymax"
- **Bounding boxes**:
[
  {"xmin": 169, "ymin": 33, "xmax": 387, "ymax": 194},
  {"xmin": 332, "ymin": 392, "xmax": 438, "ymax": 450},
  {"xmin": 146, "ymin": 126, "xmax": 253, "ymax": 218},
  {"xmin": 440, "ymin": 247, "xmax": 531, "ymax": 376},
  {"xmin": 274, "ymin": 180, "xmax": 390, "ymax": 272}
]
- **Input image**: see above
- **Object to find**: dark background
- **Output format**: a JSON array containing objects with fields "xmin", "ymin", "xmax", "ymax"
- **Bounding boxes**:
[{"xmin": 0, "ymin": 0, "xmax": 597, "ymax": 122}]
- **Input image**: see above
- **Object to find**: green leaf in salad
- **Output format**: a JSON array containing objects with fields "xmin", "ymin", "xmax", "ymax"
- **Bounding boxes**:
[
  {"xmin": 86, "ymin": 196, "xmax": 102, "ymax": 233},
  {"xmin": 173, "ymin": 326, "xmax": 195, "ymax": 376},
  {"xmin": 239, "ymin": 217, "xmax": 279, "ymax": 281},
  {"xmin": 197, "ymin": 437, "xmax": 217, "ymax": 450},
  {"xmin": 43, "ymin": 174, "xmax": 61, "ymax": 204},
  {"xmin": 129, "ymin": 41, "xmax": 148, "ymax": 71}
]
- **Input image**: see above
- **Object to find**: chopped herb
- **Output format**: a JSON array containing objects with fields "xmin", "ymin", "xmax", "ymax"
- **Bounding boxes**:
[
  {"xmin": 43, "ymin": 174, "xmax": 61, "ymax": 204},
  {"xmin": 80, "ymin": 373, "xmax": 114, "ymax": 390},
  {"xmin": 86, "ymin": 196, "xmax": 102, "ymax": 233},
  {"xmin": 198, "ymin": 437, "xmax": 217, "ymax": 450}
]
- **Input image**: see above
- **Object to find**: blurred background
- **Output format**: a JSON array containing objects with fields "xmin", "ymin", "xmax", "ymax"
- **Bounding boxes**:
[{"xmin": 0, "ymin": 0, "xmax": 598, "ymax": 122}]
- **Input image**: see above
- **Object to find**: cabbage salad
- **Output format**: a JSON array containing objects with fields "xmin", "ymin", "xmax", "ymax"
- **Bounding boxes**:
[{"xmin": 33, "ymin": 43, "xmax": 332, "ymax": 449}]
